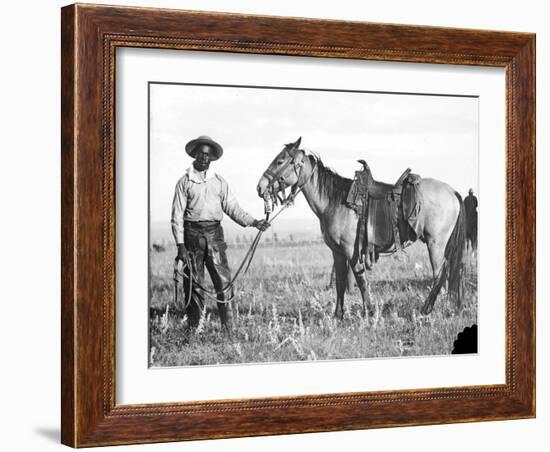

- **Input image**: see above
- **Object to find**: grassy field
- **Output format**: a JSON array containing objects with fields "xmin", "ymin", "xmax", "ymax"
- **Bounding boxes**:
[{"xmin": 149, "ymin": 240, "xmax": 477, "ymax": 367}]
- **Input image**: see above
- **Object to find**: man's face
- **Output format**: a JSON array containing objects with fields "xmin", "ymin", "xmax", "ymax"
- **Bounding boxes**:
[{"xmin": 193, "ymin": 144, "xmax": 214, "ymax": 171}]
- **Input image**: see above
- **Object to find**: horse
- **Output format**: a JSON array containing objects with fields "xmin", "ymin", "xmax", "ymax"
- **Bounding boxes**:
[{"xmin": 256, "ymin": 137, "xmax": 465, "ymax": 320}]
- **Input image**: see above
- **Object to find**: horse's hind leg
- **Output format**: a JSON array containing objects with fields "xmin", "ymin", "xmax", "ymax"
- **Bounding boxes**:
[
  {"xmin": 422, "ymin": 238, "xmax": 447, "ymax": 314},
  {"xmin": 332, "ymin": 252, "xmax": 347, "ymax": 320},
  {"xmin": 427, "ymin": 238, "xmax": 445, "ymax": 280}
]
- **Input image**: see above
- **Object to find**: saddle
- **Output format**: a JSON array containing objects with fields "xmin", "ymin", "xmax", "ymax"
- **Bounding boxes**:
[{"xmin": 345, "ymin": 160, "xmax": 422, "ymax": 269}]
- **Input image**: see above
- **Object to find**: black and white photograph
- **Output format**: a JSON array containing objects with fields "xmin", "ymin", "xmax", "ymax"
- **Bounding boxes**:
[
  {"xmin": 3, "ymin": 0, "xmax": 544, "ymax": 450},
  {"xmin": 148, "ymin": 82, "xmax": 479, "ymax": 367}
]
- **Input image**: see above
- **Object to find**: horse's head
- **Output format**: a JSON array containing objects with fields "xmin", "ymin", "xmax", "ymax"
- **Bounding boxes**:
[{"xmin": 256, "ymin": 137, "xmax": 308, "ymax": 202}]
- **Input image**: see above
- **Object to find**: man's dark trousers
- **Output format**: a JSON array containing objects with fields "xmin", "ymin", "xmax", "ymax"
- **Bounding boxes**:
[{"xmin": 183, "ymin": 220, "xmax": 233, "ymax": 329}]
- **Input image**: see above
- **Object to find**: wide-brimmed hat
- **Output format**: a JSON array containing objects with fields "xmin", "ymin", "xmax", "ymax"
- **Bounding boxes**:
[{"xmin": 185, "ymin": 136, "xmax": 223, "ymax": 160}]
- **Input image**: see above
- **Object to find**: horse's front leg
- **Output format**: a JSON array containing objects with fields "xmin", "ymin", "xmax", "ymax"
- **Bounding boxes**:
[
  {"xmin": 351, "ymin": 260, "xmax": 378, "ymax": 323},
  {"xmin": 332, "ymin": 252, "xmax": 347, "ymax": 320}
]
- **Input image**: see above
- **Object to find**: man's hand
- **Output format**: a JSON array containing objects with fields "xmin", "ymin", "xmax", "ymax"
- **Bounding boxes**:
[
  {"xmin": 176, "ymin": 243, "xmax": 190, "ymax": 262},
  {"xmin": 252, "ymin": 219, "xmax": 270, "ymax": 231}
]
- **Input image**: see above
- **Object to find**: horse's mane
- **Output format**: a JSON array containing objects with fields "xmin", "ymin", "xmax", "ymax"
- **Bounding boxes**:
[{"xmin": 307, "ymin": 152, "xmax": 352, "ymax": 205}]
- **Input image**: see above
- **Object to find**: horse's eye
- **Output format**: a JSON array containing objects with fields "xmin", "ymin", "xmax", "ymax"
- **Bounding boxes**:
[{"xmin": 277, "ymin": 159, "xmax": 284, "ymax": 165}]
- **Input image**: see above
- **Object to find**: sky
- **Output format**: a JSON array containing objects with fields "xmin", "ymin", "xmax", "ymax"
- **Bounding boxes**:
[{"xmin": 149, "ymin": 82, "xmax": 478, "ymax": 227}]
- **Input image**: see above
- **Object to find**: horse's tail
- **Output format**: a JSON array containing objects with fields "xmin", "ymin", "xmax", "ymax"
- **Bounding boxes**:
[
  {"xmin": 421, "ymin": 192, "xmax": 466, "ymax": 315},
  {"xmin": 447, "ymin": 192, "xmax": 466, "ymax": 305}
]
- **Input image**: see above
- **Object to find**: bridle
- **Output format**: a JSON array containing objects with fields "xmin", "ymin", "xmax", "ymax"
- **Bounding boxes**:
[{"xmin": 261, "ymin": 145, "xmax": 314, "ymax": 209}]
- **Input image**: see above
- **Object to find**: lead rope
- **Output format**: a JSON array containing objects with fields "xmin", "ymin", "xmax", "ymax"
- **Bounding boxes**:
[{"xmin": 173, "ymin": 255, "xmax": 195, "ymax": 311}]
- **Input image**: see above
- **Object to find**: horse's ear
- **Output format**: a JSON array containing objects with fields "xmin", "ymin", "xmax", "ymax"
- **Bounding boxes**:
[{"xmin": 295, "ymin": 137, "xmax": 302, "ymax": 148}]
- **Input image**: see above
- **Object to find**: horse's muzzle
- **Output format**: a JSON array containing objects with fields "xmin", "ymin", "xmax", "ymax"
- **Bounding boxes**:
[{"xmin": 256, "ymin": 175, "xmax": 270, "ymax": 198}]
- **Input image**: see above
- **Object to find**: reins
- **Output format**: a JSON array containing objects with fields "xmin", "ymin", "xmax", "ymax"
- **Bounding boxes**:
[{"xmin": 173, "ymin": 148, "xmax": 316, "ymax": 308}]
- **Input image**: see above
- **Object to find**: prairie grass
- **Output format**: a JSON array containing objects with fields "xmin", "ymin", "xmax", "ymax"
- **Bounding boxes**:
[{"xmin": 149, "ymin": 241, "xmax": 477, "ymax": 367}]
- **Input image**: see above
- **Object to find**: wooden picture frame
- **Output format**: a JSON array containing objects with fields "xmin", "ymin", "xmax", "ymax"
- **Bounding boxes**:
[{"xmin": 61, "ymin": 3, "xmax": 535, "ymax": 447}]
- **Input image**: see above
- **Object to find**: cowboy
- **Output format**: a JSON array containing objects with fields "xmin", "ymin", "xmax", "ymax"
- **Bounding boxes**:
[
  {"xmin": 171, "ymin": 136, "xmax": 269, "ymax": 332},
  {"xmin": 464, "ymin": 188, "xmax": 478, "ymax": 251}
]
